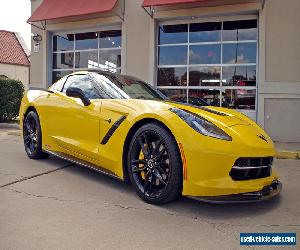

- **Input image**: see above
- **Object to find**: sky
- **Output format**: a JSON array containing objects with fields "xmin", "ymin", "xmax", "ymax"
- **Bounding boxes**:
[{"xmin": 0, "ymin": 0, "xmax": 31, "ymax": 49}]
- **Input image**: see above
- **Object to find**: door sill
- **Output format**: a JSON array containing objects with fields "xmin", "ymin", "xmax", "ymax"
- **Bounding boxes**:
[{"xmin": 44, "ymin": 149, "xmax": 122, "ymax": 181}]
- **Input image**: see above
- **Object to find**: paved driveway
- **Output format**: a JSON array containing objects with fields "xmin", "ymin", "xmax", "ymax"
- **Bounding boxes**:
[{"xmin": 0, "ymin": 131, "xmax": 299, "ymax": 249}]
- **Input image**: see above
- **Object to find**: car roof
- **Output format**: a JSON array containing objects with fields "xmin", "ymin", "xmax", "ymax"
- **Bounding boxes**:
[{"xmin": 65, "ymin": 70, "xmax": 140, "ymax": 83}]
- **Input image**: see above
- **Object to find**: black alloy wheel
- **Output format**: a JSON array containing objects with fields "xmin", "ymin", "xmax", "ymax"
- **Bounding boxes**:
[
  {"xmin": 128, "ymin": 123, "xmax": 182, "ymax": 204},
  {"xmin": 23, "ymin": 111, "xmax": 48, "ymax": 159}
]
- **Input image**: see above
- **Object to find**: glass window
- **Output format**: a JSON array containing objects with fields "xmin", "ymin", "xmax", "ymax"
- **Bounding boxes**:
[
  {"xmin": 53, "ymin": 53, "xmax": 74, "ymax": 69},
  {"xmin": 157, "ymin": 67, "xmax": 187, "ymax": 87},
  {"xmin": 222, "ymin": 89, "xmax": 256, "ymax": 110},
  {"xmin": 75, "ymin": 32, "xmax": 98, "ymax": 50},
  {"xmin": 63, "ymin": 75, "xmax": 100, "ymax": 99},
  {"xmin": 222, "ymin": 43, "xmax": 257, "ymax": 64},
  {"xmin": 157, "ymin": 20, "xmax": 257, "ymax": 112},
  {"xmin": 90, "ymin": 73, "xmax": 166, "ymax": 100},
  {"xmin": 189, "ymin": 66, "xmax": 221, "ymax": 86},
  {"xmin": 50, "ymin": 77, "xmax": 67, "ymax": 92},
  {"xmin": 190, "ymin": 22, "xmax": 221, "ymax": 43},
  {"xmin": 53, "ymin": 34, "xmax": 74, "ymax": 51},
  {"xmin": 189, "ymin": 89, "xmax": 220, "ymax": 107},
  {"xmin": 52, "ymin": 29, "xmax": 122, "ymax": 83},
  {"xmin": 52, "ymin": 71, "xmax": 73, "ymax": 84},
  {"xmin": 158, "ymin": 24, "xmax": 188, "ymax": 44},
  {"xmin": 160, "ymin": 89, "xmax": 187, "ymax": 103},
  {"xmin": 100, "ymin": 30, "xmax": 122, "ymax": 48},
  {"xmin": 189, "ymin": 45, "xmax": 221, "ymax": 64},
  {"xmin": 222, "ymin": 66, "xmax": 256, "ymax": 86},
  {"xmin": 223, "ymin": 19, "xmax": 257, "ymax": 41},
  {"xmin": 99, "ymin": 50, "xmax": 121, "ymax": 69},
  {"xmin": 75, "ymin": 51, "xmax": 98, "ymax": 69},
  {"xmin": 158, "ymin": 46, "xmax": 188, "ymax": 65}
]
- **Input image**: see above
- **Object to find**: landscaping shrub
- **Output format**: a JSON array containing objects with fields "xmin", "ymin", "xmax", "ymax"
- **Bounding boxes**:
[{"xmin": 0, "ymin": 78, "xmax": 24, "ymax": 122}]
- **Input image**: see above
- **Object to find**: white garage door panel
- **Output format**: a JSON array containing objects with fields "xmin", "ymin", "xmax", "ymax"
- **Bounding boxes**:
[{"xmin": 265, "ymin": 98, "xmax": 300, "ymax": 142}]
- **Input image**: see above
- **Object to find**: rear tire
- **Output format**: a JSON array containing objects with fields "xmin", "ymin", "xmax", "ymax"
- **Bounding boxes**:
[
  {"xmin": 23, "ymin": 111, "xmax": 48, "ymax": 159},
  {"xmin": 127, "ymin": 123, "xmax": 182, "ymax": 204}
]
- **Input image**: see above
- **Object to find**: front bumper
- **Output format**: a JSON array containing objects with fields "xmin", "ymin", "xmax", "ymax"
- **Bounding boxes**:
[{"xmin": 189, "ymin": 180, "xmax": 282, "ymax": 203}]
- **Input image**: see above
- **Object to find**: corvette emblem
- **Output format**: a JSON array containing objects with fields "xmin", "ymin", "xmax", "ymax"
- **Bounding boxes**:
[{"xmin": 258, "ymin": 134, "xmax": 268, "ymax": 143}]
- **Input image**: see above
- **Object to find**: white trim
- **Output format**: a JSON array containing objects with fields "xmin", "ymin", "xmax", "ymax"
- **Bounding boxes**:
[
  {"xmin": 158, "ymin": 40, "xmax": 257, "ymax": 47},
  {"xmin": 158, "ymin": 14, "xmax": 258, "ymax": 26},
  {"xmin": 157, "ymin": 63, "xmax": 256, "ymax": 68},
  {"xmin": 52, "ymin": 25, "xmax": 122, "ymax": 36},
  {"xmin": 53, "ymin": 47, "xmax": 121, "ymax": 53},
  {"xmin": 52, "ymin": 67, "xmax": 121, "ymax": 72},
  {"xmin": 157, "ymin": 86, "xmax": 256, "ymax": 90}
]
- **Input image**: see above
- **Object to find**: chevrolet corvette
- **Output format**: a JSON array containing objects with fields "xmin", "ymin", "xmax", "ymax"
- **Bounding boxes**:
[{"xmin": 19, "ymin": 71, "xmax": 281, "ymax": 204}]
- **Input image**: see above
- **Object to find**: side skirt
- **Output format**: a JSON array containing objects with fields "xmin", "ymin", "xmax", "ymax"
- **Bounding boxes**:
[{"xmin": 44, "ymin": 150, "xmax": 122, "ymax": 181}]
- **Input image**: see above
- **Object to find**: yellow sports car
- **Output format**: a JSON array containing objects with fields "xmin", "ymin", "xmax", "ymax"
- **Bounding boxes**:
[{"xmin": 20, "ymin": 71, "xmax": 281, "ymax": 204}]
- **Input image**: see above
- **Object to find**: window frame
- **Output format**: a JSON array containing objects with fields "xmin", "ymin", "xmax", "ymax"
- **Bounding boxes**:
[
  {"xmin": 51, "ymin": 25, "xmax": 122, "ymax": 83},
  {"xmin": 155, "ymin": 15, "xmax": 259, "ymax": 117}
]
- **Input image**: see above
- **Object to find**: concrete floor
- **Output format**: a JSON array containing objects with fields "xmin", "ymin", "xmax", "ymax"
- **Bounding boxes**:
[{"xmin": 0, "ymin": 131, "xmax": 299, "ymax": 250}]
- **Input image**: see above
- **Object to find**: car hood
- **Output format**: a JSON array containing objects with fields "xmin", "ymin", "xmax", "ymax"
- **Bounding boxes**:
[
  {"xmin": 93, "ymin": 99, "xmax": 252, "ymax": 128},
  {"xmin": 162, "ymin": 101, "xmax": 251, "ymax": 128}
]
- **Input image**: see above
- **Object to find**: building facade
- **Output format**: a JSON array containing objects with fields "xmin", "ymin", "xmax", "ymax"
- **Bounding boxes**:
[
  {"xmin": 0, "ymin": 31, "xmax": 30, "ymax": 88},
  {"xmin": 28, "ymin": 0, "xmax": 300, "ymax": 142}
]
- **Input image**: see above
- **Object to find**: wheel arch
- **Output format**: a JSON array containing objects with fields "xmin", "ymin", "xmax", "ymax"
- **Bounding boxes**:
[
  {"xmin": 122, "ymin": 118, "xmax": 179, "ymax": 183},
  {"xmin": 22, "ymin": 106, "xmax": 43, "ymax": 137},
  {"xmin": 24, "ymin": 106, "xmax": 38, "ymax": 117}
]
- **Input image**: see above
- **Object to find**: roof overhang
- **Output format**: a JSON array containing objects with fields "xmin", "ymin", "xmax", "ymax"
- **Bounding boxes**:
[
  {"xmin": 28, "ymin": 0, "xmax": 124, "ymax": 30},
  {"xmin": 142, "ymin": 0, "xmax": 263, "ymax": 18}
]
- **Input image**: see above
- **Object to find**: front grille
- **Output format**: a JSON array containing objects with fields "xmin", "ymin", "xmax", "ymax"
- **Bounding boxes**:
[{"xmin": 230, "ymin": 157, "xmax": 273, "ymax": 180}]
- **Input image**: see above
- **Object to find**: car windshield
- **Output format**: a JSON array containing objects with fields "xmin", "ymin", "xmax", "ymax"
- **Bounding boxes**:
[{"xmin": 89, "ymin": 72, "xmax": 167, "ymax": 101}]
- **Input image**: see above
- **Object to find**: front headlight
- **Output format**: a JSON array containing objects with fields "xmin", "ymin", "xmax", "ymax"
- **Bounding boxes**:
[{"xmin": 170, "ymin": 108, "xmax": 232, "ymax": 141}]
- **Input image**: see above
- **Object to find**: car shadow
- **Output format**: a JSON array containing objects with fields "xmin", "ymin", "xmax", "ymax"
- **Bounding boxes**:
[
  {"xmin": 161, "ymin": 195, "xmax": 281, "ymax": 221},
  {"xmin": 51, "ymin": 156, "xmax": 281, "ymax": 221}
]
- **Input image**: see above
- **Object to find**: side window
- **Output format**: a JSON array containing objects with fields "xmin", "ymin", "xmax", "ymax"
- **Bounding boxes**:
[
  {"xmin": 62, "ymin": 75, "xmax": 100, "ymax": 99},
  {"xmin": 50, "ymin": 77, "xmax": 66, "ymax": 92}
]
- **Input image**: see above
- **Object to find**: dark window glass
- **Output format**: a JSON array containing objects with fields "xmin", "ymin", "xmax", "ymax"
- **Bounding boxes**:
[
  {"xmin": 50, "ymin": 77, "xmax": 67, "ymax": 92},
  {"xmin": 223, "ymin": 20, "xmax": 257, "ymax": 41},
  {"xmin": 100, "ymin": 30, "xmax": 122, "ymax": 48},
  {"xmin": 190, "ymin": 22, "xmax": 221, "ymax": 42},
  {"xmin": 63, "ymin": 75, "xmax": 100, "ymax": 99},
  {"xmin": 99, "ymin": 49, "xmax": 121, "ymax": 69},
  {"xmin": 52, "ymin": 71, "xmax": 73, "ymax": 83},
  {"xmin": 222, "ymin": 66, "xmax": 256, "ymax": 86},
  {"xmin": 158, "ymin": 46, "xmax": 187, "ymax": 65},
  {"xmin": 75, "ymin": 51, "xmax": 98, "ymax": 69},
  {"xmin": 189, "ymin": 66, "xmax": 221, "ymax": 86},
  {"xmin": 157, "ymin": 67, "xmax": 187, "ymax": 86},
  {"xmin": 53, "ymin": 53, "xmax": 74, "ymax": 69},
  {"xmin": 223, "ymin": 43, "xmax": 256, "ymax": 64},
  {"xmin": 159, "ymin": 89, "xmax": 187, "ymax": 103},
  {"xmin": 158, "ymin": 24, "xmax": 188, "ymax": 44},
  {"xmin": 189, "ymin": 89, "xmax": 220, "ymax": 107},
  {"xmin": 75, "ymin": 32, "xmax": 98, "ymax": 50},
  {"xmin": 53, "ymin": 34, "xmax": 74, "ymax": 51},
  {"xmin": 90, "ymin": 73, "xmax": 166, "ymax": 100},
  {"xmin": 222, "ymin": 89, "xmax": 256, "ymax": 110},
  {"xmin": 189, "ymin": 45, "xmax": 221, "ymax": 64}
]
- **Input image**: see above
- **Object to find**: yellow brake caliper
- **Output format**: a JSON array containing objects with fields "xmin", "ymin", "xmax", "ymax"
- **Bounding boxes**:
[{"xmin": 139, "ymin": 150, "xmax": 145, "ymax": 180}]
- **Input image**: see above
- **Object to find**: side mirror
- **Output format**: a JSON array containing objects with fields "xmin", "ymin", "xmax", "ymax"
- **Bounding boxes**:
[{"xmin": 66, "ymin": 87, "xmax": 91, "ymax": 106}]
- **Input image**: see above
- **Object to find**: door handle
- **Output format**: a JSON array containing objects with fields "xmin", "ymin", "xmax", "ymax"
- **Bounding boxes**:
[{"xmin": 104, "ymin": 118, "xmax": 112, "ymax": 124}]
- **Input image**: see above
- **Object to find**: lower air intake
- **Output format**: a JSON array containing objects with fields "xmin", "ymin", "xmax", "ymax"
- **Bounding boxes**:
[{"xmin": 230, "ymin": 157, "xmax": 273, "ymax": 180}]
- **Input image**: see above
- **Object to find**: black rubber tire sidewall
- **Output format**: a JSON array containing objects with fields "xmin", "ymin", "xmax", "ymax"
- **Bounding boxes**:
[
  {"xmin": 127, "ymin": 123, "xmax": 182, "ymax": 204},
  {"xmin": 23, "ymin": 111, "xmax": 48, "ymax": 159}
]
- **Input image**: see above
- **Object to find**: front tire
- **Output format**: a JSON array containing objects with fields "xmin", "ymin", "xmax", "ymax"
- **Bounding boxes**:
[
  {"xmin": 23, "ymin": 111, "xmax": 48, "ymax": 159},
  {"xmin": 127, "ymin": 123, "xmax": 182, "ymax": 204}
]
